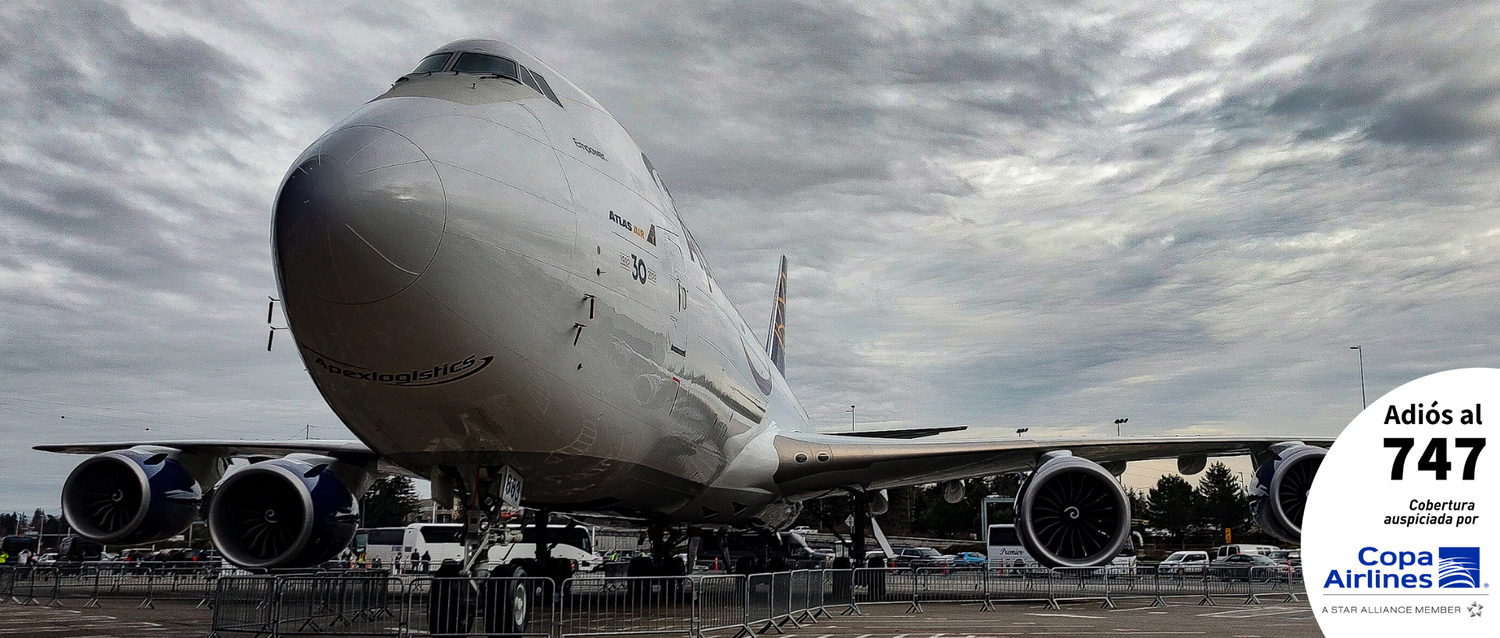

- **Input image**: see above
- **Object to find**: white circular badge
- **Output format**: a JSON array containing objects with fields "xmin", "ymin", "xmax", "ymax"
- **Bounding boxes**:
[{"xmin": 1305, "ymin": 368, "xmax": 1496, "ymax": 636}]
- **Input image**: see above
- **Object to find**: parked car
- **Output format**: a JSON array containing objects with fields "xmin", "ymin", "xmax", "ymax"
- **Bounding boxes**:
[
  {"xmin": 1266, "ymin": 549, "xmax": 1301, "ymax": 567},
  {"xmin": 953, "ymin": 552, "xmax": 987, "ymax": 567},
  {"xmin": 891, "ymin": 547, "xmax": 948, "ymax": 568},
  {"xmin": 788, "ymin": 526, "xmax": 816, "ymax": 535},
  {"xmin": 1158, "ymin": 550, "xmax": 1210, "ymax": 576},
  {"xmin": 1209, "ymin": 553, "xmax": 1279, "ymax": 580}
]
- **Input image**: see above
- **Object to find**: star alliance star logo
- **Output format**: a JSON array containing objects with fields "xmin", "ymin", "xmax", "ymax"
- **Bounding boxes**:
[{"xmin": 1469, "ymin": 601, "xmax": 1483, "ymax": 617}]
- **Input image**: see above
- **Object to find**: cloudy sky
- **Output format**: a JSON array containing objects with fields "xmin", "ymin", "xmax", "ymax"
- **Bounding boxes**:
[{"xmin": 3, "ymin": 1, "xmax": 1497, "ymax": 511}]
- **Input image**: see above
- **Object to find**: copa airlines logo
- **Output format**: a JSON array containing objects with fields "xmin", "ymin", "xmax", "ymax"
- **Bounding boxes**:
[
  {"xmin": 1439, "ymin": 547, "xmax": 1482, "ymax": 588},
  {"xmin": 307, "ymin": 350, "xmax": 493, "ymax": 387},
  {"xmin": 1324, "ymin": 546, "xmax": 1481, "ymax": 590}
]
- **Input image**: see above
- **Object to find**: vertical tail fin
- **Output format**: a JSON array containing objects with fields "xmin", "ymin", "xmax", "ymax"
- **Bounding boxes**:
[{"xmin": 765, "ymin": 255, "xmax": 787, "ymax": 373}]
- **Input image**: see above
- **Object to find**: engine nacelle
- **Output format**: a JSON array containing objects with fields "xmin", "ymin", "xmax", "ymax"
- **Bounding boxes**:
[
  {"xmin": 1250, "ymin": 442, "xmax": 1325, "ymax": 544},
  {"xmin": 61, "ymin": 447, "xmax": 202, "ymax": 545},
  {"xmin": 1015, "ymin": 453, "xmax": 1131, "ymax": 568},
  {"xmin": 867, "ymin": 489, "xmax": 890, "ymax": 516},
  {"xmin": 208, "ymin": 455, "xmax": 363, "ymax": 569}
]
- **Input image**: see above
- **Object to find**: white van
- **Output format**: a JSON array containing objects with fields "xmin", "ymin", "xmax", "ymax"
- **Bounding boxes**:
[{"xmin": 1214, "ymin": 544, "xmax": 1279, "ymax": 559}]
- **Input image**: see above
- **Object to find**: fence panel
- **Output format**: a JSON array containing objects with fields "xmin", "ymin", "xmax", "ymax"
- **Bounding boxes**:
[
  {"xmin": 852, "ymin": 567, "xmax": 912, "ymax": 607},
  {"xmin": 273, "ymin": 574, "xmax": 403, "ymax": 636},
  {"xmin": 915, "ymin": 567, "xmax": 987, "ymax": 606},
  {"xmin": 211, "ymin": 576, "xmax": 279, "ymax": 636},
  {"xmin": 695, "ymin": 574, "xmax": 749, "ymax": 636},
  {"xmin": 406, "ymin": 576, "xmax": 556, "ymax": 638},
  {"xmin": 558, "ymin": 575, "xmax": 693, "ymax": 638}
]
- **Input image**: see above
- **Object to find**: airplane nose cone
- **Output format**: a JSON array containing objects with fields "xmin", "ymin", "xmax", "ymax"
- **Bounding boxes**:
[{"xmin": 274, "ymin": 126, "xmax": 446, "ymax": 304}]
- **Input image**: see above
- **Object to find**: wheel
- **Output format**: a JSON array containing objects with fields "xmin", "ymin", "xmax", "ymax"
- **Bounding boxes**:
[
  {"xmin": 484, "ymin": 564, "xmax": 531, "ymax": 635},
  {"xmin": 627, "ymin": 556, "xmax": 654, "ymax": 597},
  {"xmin": 427, "ymin": 569, "xmax": 472, "ymax": 636}
]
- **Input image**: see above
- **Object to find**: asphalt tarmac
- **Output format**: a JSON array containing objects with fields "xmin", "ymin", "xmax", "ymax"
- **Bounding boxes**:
[{"xmin": 0, "ymin": 598, "xmax": 1321, "ymax": 638}]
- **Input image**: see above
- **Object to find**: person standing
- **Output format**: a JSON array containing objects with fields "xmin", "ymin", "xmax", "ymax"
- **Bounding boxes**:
[
  {"xmin": 410, "ymin": 550, "xmax": 420, "ymax": 574},
  {"xmin": 421, "ymin": 551, "xmax": 430, "ymax": 573}
]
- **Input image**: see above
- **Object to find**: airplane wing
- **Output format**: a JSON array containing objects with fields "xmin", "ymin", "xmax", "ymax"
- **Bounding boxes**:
[
  {"xmin": 772, "ymin": 432, "xmax": 1335, "ymax": 496},
  {"xmin": 32, "ymin": 439, "xmax": 419, "ymax": 478}
]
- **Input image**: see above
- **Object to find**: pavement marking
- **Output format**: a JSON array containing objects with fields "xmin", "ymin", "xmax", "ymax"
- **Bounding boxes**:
[
  {"xmin": 1024, "ymin": 613, "xmax": 1105, "ymax": 619},
  {"xmin": 1196, "ymin": 607, "xmax": 1305, "ymax": 619}
]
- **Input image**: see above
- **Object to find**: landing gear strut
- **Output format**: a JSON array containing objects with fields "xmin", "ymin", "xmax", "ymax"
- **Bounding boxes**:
[
  {"xmin": 428, "ymin": 466, "xmax": 534, "ymax": 636},
  {"xmin": 627, "ymin": 525, "xmax": 687, "ymax": 577}
]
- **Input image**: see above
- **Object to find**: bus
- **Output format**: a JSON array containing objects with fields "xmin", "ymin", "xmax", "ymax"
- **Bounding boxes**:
[
  {"xmin": 986, "ymin": 524, "xmax": 1038, "ymax": 569},
  {"xmin": 355, "ymin": 524, "xmax": 465, "ymax": 571}
]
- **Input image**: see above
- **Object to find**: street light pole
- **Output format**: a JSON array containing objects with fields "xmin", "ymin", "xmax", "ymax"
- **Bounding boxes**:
[
  {"xmin": 848, "ymin": 405, "xmax": 856, "ymax": 431},
  {"xmin": 1350, "ymin": 345, "xmax": 1366, "ymax": 409},
  {"xmin": 1114, "ymin": 417, "xmax": 1128, "ymax": 436}
]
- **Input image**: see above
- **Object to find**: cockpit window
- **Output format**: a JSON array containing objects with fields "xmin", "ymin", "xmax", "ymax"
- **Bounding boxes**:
[
  {"xmin": 411, "ymin": 53, "xmax": 452, "ymax": 74},
  {"xmin": 518, "ymin": 65, "xmax": 544, "ymax": 94},
  {"xmin": 452, "ymin": 52, "xmax": 519, "ymax": 78},
  {"xmin": 530, "ymin": 70, "xmax": 562, "ymax": 108}
]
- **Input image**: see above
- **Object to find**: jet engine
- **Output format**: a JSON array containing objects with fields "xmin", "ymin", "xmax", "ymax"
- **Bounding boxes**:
[
  {"xmin": 208, "ymin": 455, "xmax": 365, "ymax": 569},
  {"xmin": 61, "ymin": 447, "xmax": 203, "ymax": 545},
  {"xmin": 1015, "ymin": 453, "xmax": 1131, "ymax": 568},
  {"xmin": 1250, "ymin": 442, "xmax": 1325, "ymax": 544}
]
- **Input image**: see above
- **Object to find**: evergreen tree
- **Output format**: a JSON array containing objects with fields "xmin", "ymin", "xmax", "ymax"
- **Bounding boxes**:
[
  {"xmin": 1126, "ymin": 487, "xmax": 1150, "ymax": 536},
  {"xmin": 0, "ymin": 512, "xmax": 16, "ymax": 536},
  {"xmin": 1146, "ymin": 474, "xmax": 1199, "ymax": 546},
  {"xmin": 1196, "ymin": 462, "xmax": 1250, "ymax": 539},
  {"xmin": 361, "ymin": 476, "xmax": 420, "ymax": 527}
]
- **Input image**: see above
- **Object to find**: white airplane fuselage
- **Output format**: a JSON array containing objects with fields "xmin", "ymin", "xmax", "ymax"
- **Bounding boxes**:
[{"xmin": 273, "ymin": 40, "xmax": 809, "ymax": 527}]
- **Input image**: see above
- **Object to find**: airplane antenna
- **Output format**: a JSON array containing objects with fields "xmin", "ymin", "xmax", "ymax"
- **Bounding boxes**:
[{"xmin": 267, "ymin": 296, "xmax": 289, "ymax": 351}]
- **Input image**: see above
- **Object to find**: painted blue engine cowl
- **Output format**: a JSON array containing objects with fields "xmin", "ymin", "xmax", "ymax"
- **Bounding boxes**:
[
  {"xmin": 61, "ymin": 448, "xmax": 202, "ymax": 545},
  {"xmin": 207, "ymin": 458, "xmax": 359, "ymax": 569}
]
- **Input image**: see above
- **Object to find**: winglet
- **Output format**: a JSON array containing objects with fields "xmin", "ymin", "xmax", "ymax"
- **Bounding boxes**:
[{"xmin": 765, "ymin": 255, "xmax": 787, "ymax": 373}]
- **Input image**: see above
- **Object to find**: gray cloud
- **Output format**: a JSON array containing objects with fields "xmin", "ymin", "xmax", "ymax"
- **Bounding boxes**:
[{"xmin": 3, "ymin": 0, "xmax": 1499, "ymax": 509}]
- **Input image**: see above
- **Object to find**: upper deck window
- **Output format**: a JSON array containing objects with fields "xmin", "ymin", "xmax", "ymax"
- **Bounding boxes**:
[
  {"xmin": 411, "ymin": 53, "xmax": 452, "ymax": 74},
  {"xmin": 452, "ymin": 52, "xmax": 518, "ymax": 78}
]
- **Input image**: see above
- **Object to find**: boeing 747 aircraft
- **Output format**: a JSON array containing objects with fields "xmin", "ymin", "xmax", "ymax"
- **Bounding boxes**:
[{"xmin": 38, "ymin": 40, "xmax": 1329, "ymax": 581}]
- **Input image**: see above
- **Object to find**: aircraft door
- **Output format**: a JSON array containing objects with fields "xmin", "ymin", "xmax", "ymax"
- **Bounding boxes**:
[{"xmin": 659, "ymin": 233, "xmax": 690, "ymax": 356}]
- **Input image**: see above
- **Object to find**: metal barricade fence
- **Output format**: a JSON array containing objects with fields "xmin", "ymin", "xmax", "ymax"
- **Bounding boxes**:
[
  {"xmin": 212, "ymin": 575, "xmax": 279, "ymax": 636},
  {"xmin": 559, "ymin": 575, "xmax": 693, "ymax": 638},
  {"xmin": 273, "ymin": 574, "xmax": 402, "ymax": 636},
  {"xmin": 984, "ymin": 567, "xmax": 1055, "ymax": 605},
  {"xmin": 79, "ymin": 562, "xmax": 1313, "ymax": 637},
  {"xmin": 408, "ymin": 576, "xmax": 555, "ymax": 638},
  {"xmin": 694, "ymin": 574, "xmax": 750, "ymax": 637},
  {"xmin": 851, "ymin": 566, "xmax": 912, "ymax": 608},
  {"xmin": 743, "ymin": 573, "xmax": 774, "ymax": 632},
  {"xmin": 914, "ymin": 567, "xmax": 988, "ymax": 611}
]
